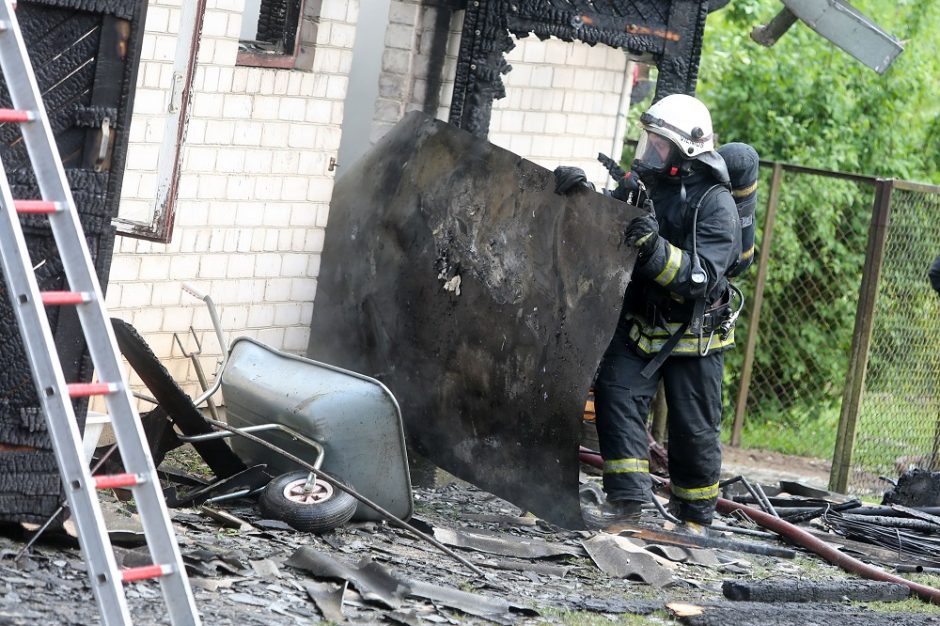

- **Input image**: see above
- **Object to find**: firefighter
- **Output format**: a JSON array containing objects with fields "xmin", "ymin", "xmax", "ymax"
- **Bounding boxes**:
[{"xmin": 557, "ymin": 94, "xmax": 740, "ymax": 532}]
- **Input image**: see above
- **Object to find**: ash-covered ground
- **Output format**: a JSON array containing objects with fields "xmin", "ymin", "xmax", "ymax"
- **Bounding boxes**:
[{"xmin": 1, "ymin": 465, "xmax": 939, "ymax": 626}]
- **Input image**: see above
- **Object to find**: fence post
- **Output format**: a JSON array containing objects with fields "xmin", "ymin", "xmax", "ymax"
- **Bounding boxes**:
[
  {"xmin": 731, "ymin": 163, "xmax": 783, "ymax": 447},
  {"xmin": 829, "ymin": 179, "xmax": 894, "ymax": 492}
]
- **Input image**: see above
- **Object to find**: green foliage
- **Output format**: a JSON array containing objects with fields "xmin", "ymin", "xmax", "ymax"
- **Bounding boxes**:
[
  {"xmin": 721, "ymin": 169, "xmax": 871, "ymax": 433},
  {"xmin": 684, "ymin": 0, "xmax": 940, "ymax": 453},
  {"xmin": 699, "ymin": 0, "xmax": 940, "ymax": 180}
]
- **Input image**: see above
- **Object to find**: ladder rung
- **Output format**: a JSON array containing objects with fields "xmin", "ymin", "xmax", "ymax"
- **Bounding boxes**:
[
  {"xmin": 40, "ymin": 290, "xmax": 90, "ymax": 305},
  {"xmin": 0, "ymin": 1, "xmax": 201, "ymax": 619},
  {"xmin": 120, "ymin": 564, "xmax": 172, "ymax": 583},
  {"xmin": 67, "ymin": 382, "xmax": 117, "ymax": 398},
  {"xmin": 94, "ymin": 473, "xmax": 145, "ymax": 490},
  {"xmin": 0, "ymin": 107, "xmax": 32, "ymax": 123},
  {"xmin": 14, "ymin": 199, "xmax": 60, "ymax": 214}
]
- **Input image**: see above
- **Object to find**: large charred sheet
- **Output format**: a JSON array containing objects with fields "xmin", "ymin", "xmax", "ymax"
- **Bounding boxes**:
[
  {"xmin": 308, "ymin": 112, "xmax": 642, "ymax": 528},
  {"xmin": 0, "ymin": 0, "xmax": 145, "ymax": 523}
]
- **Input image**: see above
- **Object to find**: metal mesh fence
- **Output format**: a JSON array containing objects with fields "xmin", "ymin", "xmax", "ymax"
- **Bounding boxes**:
[
  {"xmin": 724, "ymin": 164, "xmax": 940, "ymax": 494},
  {"xmin": 725, "ymin": 165, "xmax": 872, "ymax": 460},
  {"xmin": 849, "ymin": 183, "xmax": 940, "ymax": 493}
]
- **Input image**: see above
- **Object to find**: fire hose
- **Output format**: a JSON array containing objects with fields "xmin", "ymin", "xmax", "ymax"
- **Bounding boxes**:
[
  {"xmin": 578, "ymin": 446, "xmax": 940, "ymax": 604},
  {"xmin": 717, "ymin": 498, "xmax": 940, "ymax": 604}
]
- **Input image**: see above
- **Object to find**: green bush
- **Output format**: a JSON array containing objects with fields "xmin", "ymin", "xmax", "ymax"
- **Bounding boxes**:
[{"xmin": 693, "ymin": 1, "xmax": 939, "ymax": 454}]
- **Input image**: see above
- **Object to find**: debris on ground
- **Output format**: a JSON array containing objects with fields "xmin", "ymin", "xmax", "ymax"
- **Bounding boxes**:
[
  {"xmin": 722, "ymin": 579, "xmax": 911, "ymax": 603},
  {"xmin": 3, "ymin": 460, "xmax": 940, "ymax": 625},
  {"xmin": 883, "ymin": 469, "xmax": 940, "ymax": 507}
]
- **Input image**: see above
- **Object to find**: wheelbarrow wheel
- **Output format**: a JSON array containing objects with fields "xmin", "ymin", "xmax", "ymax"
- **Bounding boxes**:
[{"xmin": 259, "ymin": 471, "xmax": 357, "ymax": 532}]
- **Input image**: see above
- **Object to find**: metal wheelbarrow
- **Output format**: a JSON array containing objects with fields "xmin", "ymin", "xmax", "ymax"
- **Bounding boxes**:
[{"xmin": 111, "ymin": 284, "xmax": 412, "ymax": 533}]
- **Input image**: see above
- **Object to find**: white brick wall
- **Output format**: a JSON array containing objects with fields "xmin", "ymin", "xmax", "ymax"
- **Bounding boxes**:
[
  {"xmin": 106, "ymin": 0, "xmax": 629, "ymax": 403},
  {"xmin": 376, "ymin": 3, "xmax": 631, "ymax": 187},
  {"xmin": 439, "ymin": 31, "xmax": 630, "ymax": 188},
  {"xmin": 108, "ymin": 0, "xmax": 358, "ymax": 398}
]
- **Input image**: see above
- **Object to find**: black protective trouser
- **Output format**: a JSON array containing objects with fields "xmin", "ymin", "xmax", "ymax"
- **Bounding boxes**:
[{"xmin": 594, "ymin": 319, "xmax": 725, "ymax": 524}]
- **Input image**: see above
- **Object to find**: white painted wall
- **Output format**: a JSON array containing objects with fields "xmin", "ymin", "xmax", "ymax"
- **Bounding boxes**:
[
  {"xmin": 109, "ymin": 0, "xmax": 357, "ymax": 394},
  {"xmin": 375, "ymin": 3, "xmax": 631, "ymax": 187},
  {"xmin": 107, "ymin": 0, "xmax": 632, "ymax": 400}
]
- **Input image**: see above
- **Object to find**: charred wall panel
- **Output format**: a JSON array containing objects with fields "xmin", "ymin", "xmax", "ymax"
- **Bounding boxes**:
[
  {"xmin": 308, "ymin": 112, "xmax": 643, "ymax": 528},
  {"xmin": 0, "ymin": 0, "xmax": 145, "ymax": 523},
  {"xmin": 449, "ymin": 0, "xmax": 711, "ymax": 137}
]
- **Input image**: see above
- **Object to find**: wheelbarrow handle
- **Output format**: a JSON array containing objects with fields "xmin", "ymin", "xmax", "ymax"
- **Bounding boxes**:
[
  {"xmin": 181, "ymin": 283, "xmax": 229, "ymax": 407},
  {"xmin": 182, "ymin": 282, "xmax": 207, "ymax": 301}
]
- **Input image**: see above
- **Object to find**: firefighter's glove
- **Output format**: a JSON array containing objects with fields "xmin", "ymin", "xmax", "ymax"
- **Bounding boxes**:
[
  {"xmin": 625, "ymin": 213, "xmax": 660, "ymax": 258},
  {"xmin": 553, "ymin": 166, "xmax": 593, "ymax": 195},
  {"xmin": 610, "ymin": 169, "xmax": 642, "ymax": 204}
]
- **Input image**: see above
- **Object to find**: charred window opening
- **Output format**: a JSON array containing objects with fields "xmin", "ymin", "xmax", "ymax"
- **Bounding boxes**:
[{"xmin": 239, "ymin": 0, "xmax": 303, "ymax": 57}]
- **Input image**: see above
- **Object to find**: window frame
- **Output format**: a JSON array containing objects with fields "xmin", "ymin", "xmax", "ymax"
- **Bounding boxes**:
[
  {"xmin": 114, "ymin": 0, "xmax": 321, "ymax": 242},
  {"xmin": 113, "ymin": 0, "xmax": 207, "ymax": 242},
  {"xmin": 236, "ymin": 0, "xmax": 316, "ymax": 71}
]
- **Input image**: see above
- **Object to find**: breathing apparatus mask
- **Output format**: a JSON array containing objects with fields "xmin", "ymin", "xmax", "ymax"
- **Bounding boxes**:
[
  {"xmin": 633, "ymin": 129, "xmax": 682, "ymax": 179},
  {"xmin": 634, "ymin": 95, "xmax": 721, "ymax": 286}
]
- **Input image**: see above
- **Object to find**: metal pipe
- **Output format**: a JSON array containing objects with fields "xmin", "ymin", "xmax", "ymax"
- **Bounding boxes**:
[
  {"xmin": 202, "ymin": 417, "xmax": 485, "ymax": 578},
  {"xmin": 181, "ymin": 283, "xmax": 227, "ymax": 408},
  {"xmin": 717, "ymin": 497, "xmax": 940, "ymax": 605},
  {"xmin": 750, "ymin": 7, "xmax": 798, "ymax": 47},
  {"xmin": 178, "ymin": 423, "xmax": 325, "ymax": 471},
  {"xmin": 625, "ymin": 526, "xmax": 796, "ymax": 559},
  {"xmin": 753, "ymin": 482, "xmax": 779, "ymax": 518},
  {"xmin": 739, "ymin": 476, "xmax": 774, "ymax": 516},
  {"xmin": 851, "ymin": 505, "xmax": 940, "ymax": 517},
  {"xmin": 174, "ymin": 328, "xmax": 219, "ymax": 421},
  {"xmin": 779, "ymin": 500, "xmax": 860, "ymax": 525},
  {"xmin": 897, "ymin": 564, "xmax": 940, "ymax": 575},
  {"xmin": 710, "ymin": 523, "xmax": 777, "ymax": 539},
  {"xmin": 650, "ymin": 493, "xmax": 681, "ymax": 524}
]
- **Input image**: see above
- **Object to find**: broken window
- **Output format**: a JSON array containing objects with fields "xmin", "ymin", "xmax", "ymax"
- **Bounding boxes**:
[{"xmin": 238, "ymin": 0, "xmax": 311, "ymax": 69}]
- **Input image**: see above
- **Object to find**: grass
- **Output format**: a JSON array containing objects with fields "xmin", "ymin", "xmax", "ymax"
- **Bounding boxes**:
[
  {"xmin": 721, "ymin": 407, "xmax": 839, "ymax": 460},
  {"xmin": 161, "ymin": 444, "xmax": 215, "ymax": 480},
  {"xmin": 723, "ymin": 390, "xmax": 940, "ymax": 495},
  {"xmin": 855, "ymin": 575, "xmax": 940, "ymax": 615},
  {"xmin": 858, "ymin": 573, "xmax": 940, "ymax": 613}
]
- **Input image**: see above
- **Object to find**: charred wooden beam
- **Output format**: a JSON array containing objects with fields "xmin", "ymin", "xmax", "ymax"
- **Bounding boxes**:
[
  {"xmin": 0, "ymin": 0, "xmax": 147, "ymax": 522},
  {"xmin": 723, "ymin": 580, "xmax": 911, "ymax": 603},
  {"xmin": 449, "ymin": 0, "xmax": 712, "ymax": 137}
]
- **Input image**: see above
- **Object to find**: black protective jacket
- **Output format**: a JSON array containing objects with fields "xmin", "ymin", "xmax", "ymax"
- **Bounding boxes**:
[{"xmin": 622, "ymin": 164, "xmax": 741, "ymax": 355}]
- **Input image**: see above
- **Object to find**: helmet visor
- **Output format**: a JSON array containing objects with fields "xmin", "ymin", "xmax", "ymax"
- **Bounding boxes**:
[{"xmin": 634, "ymin": 130, "xmax": 678, "ymax": 172}]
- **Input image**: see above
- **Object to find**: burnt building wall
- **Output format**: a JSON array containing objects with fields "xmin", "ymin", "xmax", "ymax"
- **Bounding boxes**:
[
  {"xmin": 371, "ymin": 0, "xmax": 633, "ymax": 188},
  {"xmin": 0, "ymin": 0, "xmax": 145, "ymax": 523}
]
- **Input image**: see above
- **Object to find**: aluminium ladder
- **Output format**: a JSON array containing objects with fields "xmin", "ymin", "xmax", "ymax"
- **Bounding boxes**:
[{"xmin": 0, "ymin": 2, "xmax": 200, "ymax": 624}]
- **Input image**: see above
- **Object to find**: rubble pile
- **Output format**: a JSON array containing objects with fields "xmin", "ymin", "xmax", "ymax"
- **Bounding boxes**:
[{"xmin": 2, "ymin": 468, "xmax": 940, "ymax": 625}]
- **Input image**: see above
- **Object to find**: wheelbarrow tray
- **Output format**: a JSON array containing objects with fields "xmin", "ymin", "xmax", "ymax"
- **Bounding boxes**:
[{"xmin": 220, "ymin": 336, "xmax": 413, "ymax": 521}]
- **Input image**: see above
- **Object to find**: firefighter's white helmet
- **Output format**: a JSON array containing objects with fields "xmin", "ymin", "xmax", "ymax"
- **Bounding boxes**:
[{"xmin": 634, "ymin": 94, "xmax": 715, "ymax": 172}]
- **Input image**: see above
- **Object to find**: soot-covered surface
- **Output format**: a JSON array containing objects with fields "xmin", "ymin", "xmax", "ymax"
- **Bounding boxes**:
[
  {"xmin": 308, "ymin": 112, "xmax": 643, "ymax": 529},
  {"xmin": 0, "ymin": 473, "xmax": 934, "ymax": 626},
  {"xmin": 0, "ymin": 0, "xmax": 146, "ymax": 523}
]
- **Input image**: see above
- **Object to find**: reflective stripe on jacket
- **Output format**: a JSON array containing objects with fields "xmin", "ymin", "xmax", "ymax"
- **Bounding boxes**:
[{"xmin": 622, "ymin": 167, "xmax": 741, "ymax": 356}]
